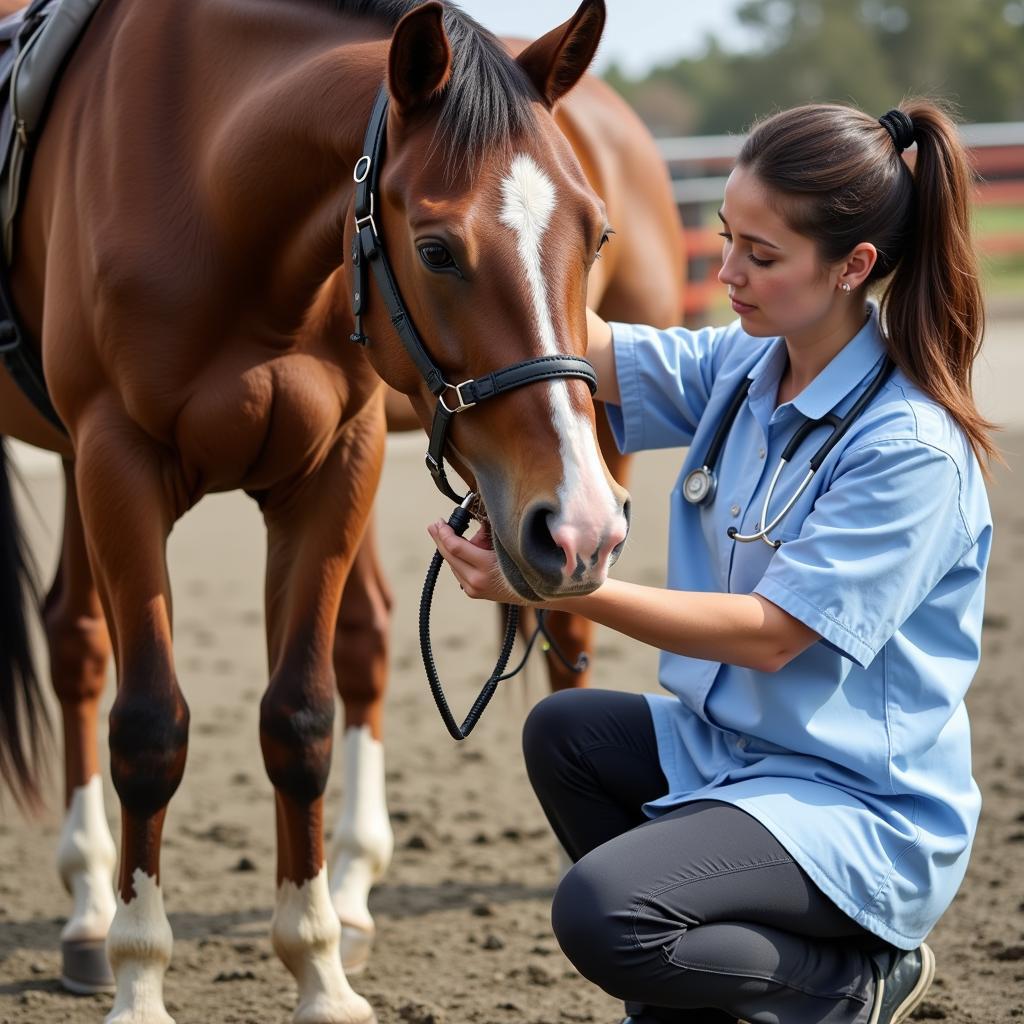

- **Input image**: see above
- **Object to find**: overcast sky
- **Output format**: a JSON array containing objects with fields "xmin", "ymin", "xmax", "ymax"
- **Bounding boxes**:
[{"xmin": 458, "ymin": 0, "xmax": 757, "ymax": 77}]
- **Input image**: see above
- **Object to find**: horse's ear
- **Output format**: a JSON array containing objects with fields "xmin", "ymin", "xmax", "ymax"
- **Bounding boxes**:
[
  {"xmin": 387, "ymin": 1, "xmax": 452, "ymax": 117},
  {"xmin": 515, "ymin": 0, "xmax": 606, "ymax": 109}
]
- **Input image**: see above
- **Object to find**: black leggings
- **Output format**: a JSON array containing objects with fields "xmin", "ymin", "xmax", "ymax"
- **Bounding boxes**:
[{"xmin": 522, "ymin": 689, "xmax": 896, "ymax": 1024}]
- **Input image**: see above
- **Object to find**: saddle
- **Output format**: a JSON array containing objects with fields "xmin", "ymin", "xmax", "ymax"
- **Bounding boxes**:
[{"xmin": 0, "ymin": 0, "xmax": 103, "ymax": 433}]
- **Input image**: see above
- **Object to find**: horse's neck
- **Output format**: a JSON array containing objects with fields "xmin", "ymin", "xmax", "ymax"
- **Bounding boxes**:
[
  {"xmin": 218, "ymin": 55, "xmax": 383, "ymax": 318},
  {"xmin": 191, "ymin": 6, "xmax": 390, "ymax": 326}
]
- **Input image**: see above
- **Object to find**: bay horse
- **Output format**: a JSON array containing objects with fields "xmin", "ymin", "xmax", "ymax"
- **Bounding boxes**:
[
  {"xmin": 0, "ymin": 1, "xmax": 631, "ymax": 1021},
  {"xmin": 328, "ymin": 61, "xmax": 684, "ymax": 970}
]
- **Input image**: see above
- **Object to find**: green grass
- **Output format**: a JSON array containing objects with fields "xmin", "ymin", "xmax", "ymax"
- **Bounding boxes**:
[
  {"xmin": 974, "ymin": 205, "xmax": 1024, "ymax": 297},
  {"xmin": 974, "ymin": 204, "xmax": 1024, "ymax": 234}
]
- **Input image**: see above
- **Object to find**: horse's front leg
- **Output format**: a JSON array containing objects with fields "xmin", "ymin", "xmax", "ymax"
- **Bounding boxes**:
[
  {"xmin": 44, "ymin": 459, "xmax": 117, "ymax": 994},
  {"xmin": 329, "ymin": 517, "xmax": 394, "ymax": 974},
  {"xmin": 261, "ymin": 426, "xmax": 382, "ymax": 1024},
  {"xmin": 74, "ymin": 415, "xmax": 188, "ymax": 1024}
]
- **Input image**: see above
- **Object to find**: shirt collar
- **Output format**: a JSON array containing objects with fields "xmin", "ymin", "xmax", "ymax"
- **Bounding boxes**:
[{"xmin": 747, "ymin": 303, "xmax": 886, "ymax": 420}]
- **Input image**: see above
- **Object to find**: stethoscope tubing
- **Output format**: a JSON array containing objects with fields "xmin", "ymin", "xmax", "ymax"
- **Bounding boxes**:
[
  {"xmin": 727, "ymin": 461, "xmax": 814, "ymax": 548},
  {"xmin": 687, "ymin": 357, "xmax": 894, "ymax": 547}
]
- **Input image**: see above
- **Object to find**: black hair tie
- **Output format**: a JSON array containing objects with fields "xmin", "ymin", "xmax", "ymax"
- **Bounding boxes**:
[{"xmin": 878, "ymin": 109, "xmax": 916, "ymax": 154}]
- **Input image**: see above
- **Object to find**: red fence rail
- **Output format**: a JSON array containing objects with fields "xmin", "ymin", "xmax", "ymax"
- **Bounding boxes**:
[{"xmin": 659, "ymin": 124, "xmax": 1024, "ymax": 319}]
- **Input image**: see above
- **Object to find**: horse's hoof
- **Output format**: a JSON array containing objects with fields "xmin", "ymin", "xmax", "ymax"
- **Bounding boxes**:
[
  {"xmin": 105, "ymin": 1008, "xmax": 175, "ymax": 1024},
  {"xmin": 293, "ymin": 995, "xmax": 377, "ymax": 1024},
  {"xmin": 60, "ymin": 937, "xmax": 116, "ymax": 994},
  {"xmin": 339, "ymin": 921, "xmax": 375, "ymax": 975}
]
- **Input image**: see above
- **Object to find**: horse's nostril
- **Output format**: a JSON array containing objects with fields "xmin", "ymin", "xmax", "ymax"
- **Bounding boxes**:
[
  {"xmin": 521, "ymin": 503, "xmax": 566, "ymax": 582},
  {"xmin": 611, "ymin": 499, "xmax": 632, "ymax": 560}
]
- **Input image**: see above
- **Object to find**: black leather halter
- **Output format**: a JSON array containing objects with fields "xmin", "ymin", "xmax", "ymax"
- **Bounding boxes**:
[{"xmin": 349, "ymin": 86, "xmax": 598, "ymax": 504}]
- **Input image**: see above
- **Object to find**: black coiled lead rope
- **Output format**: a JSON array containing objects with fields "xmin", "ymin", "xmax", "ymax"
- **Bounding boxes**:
[{"xmin": 420, "ymin": 495, "xmax": 587, "ymax": 741}]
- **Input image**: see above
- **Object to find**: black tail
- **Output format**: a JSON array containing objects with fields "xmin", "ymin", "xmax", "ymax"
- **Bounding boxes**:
[{"xmin": 0, "ymin": 437, "xmax": 50, "ymax": 811}]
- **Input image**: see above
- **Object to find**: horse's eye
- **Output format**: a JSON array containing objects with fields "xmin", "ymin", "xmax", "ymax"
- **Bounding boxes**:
[
  {"xmin": 418, "ymin": 243, "xmax": 456, "ymax": 271},
  {"xmin": 595, "ymin": 229, "xmax": 614, "ymax": 260}
]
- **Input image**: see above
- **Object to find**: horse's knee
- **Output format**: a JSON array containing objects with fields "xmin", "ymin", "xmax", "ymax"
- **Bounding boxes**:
[
  {"xmin": 260, "ymin": 677, "xmax": 334, "ymax": 802},
  {"xmin": 108, "ymin": 682, "xmax": 189, "ymax": 817},
  {"xmin": 43, "ymin": 603, "xmax": 111, "ymax": 704}
]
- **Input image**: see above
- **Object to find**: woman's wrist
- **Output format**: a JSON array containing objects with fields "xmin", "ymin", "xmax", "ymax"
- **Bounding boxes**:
[{"xmin": 585, "ymin": 309, "xmax": 619, "ymax": 405}]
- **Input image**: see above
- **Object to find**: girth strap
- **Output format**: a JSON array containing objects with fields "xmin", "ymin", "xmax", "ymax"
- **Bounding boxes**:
[{"xmin": 0, "ymin": 265, "xmax": 64, "ymax": 432}]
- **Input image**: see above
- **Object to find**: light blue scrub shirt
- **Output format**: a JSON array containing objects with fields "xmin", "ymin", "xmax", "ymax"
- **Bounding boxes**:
[{"xmin": 605, "ymin": 305, "xmax": 991, "ymax": 950}]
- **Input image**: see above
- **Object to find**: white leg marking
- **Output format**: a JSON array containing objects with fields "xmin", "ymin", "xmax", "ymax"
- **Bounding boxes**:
[
  {"xmin": 104, "ymin": 869, "xmax": 175, "ymax": 1024},
  {"xmin": 499, "ymin": 155, "xmax": 621, "ymax": 561},
  {"xmin": 272, "ymin": 866, "xmax": 375, "ymax": 1024},
  {"xmin": 328, "ymin": 726, "xmax": 393, "ymax": 971},
  {"xmin": 57, "ymin": 774, "xmax": 117, "ymax": 943}
]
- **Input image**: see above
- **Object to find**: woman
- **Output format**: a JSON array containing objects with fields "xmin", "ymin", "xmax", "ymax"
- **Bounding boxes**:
[{"xmin": 428, "ymin": 100, "xmax": 995, "ymax": 1024}]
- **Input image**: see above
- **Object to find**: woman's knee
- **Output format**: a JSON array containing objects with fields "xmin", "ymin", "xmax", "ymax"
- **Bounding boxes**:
[
  {"xmin": 522, "ymin": 689, "xmax": 586, "ymax": 772},
  {"xmin": 551, "ymin": 854, "xmax": 645, "ymax": 1000}
]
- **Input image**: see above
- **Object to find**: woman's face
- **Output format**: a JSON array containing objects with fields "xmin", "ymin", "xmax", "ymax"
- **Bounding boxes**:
[{"xmin": 716, "ymin": 166, "xmax": 842, "ymax": 341}]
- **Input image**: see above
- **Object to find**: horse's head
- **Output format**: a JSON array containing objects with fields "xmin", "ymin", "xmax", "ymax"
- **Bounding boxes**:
[{"xmin": 354, "ymin": 0, "xmax": 629, "ymax": 602}]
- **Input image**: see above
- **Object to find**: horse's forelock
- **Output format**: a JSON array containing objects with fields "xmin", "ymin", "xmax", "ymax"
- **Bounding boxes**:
[{"xmin": 324, "ymin": 0, "xmax": 538, "ymax": 173}]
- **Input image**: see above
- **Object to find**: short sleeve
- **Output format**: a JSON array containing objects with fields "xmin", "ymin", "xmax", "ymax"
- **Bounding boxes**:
[
  {"xmin": 754, "ymin": 439, "xmax": 972, "ymax": 669},
  {"xmin": 605, "ymin": 321, "xmax": 730, "ymax": 455}
]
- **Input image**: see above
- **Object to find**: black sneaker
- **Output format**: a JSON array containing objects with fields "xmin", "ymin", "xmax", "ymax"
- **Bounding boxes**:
[{"xmin": 867, "ymin": 942, "xmax": 936, "ymax": 1024}]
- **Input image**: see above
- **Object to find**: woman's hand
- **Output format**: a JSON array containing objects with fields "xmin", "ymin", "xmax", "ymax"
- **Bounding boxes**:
[{"xmin": 427, "ymin": 520, "xmax": 526, "ymax": 605}]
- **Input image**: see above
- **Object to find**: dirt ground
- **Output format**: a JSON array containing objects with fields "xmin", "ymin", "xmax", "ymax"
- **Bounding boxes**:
[{"xmin": 2, "ymin": 330, "xmax": 1023, "ymax": 1023}]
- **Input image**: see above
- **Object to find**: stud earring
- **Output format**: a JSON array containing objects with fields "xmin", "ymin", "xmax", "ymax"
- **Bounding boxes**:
[{"xmin": 840, "ymin": 282, "xmax": 852, "ymax": 293}]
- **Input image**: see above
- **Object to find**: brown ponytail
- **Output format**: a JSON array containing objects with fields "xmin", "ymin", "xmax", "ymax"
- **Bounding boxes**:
[{"xmin": 738, "ymin": 100, "xmax": 1000, "ymax": 472}]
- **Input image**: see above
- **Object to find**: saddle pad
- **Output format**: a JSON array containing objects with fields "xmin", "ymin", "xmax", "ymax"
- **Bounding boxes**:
[{"xmin": 0, "ymin": 0, "xmax": 103, "ymax": 262}]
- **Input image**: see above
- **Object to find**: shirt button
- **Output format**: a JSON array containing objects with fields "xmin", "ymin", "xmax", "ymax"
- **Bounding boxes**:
[
  {"xmin": 730, "ymin": 504, "xmax": 741, "ymax": 517},
  {"xmin": 758, "ymin": 447, "xmax": 766, "ymax": 459}
]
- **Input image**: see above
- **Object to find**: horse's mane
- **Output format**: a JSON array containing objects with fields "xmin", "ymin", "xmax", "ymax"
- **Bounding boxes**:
[{"xmin": 322, "ymin": 1, "xmax": 538, "ymax": 171}]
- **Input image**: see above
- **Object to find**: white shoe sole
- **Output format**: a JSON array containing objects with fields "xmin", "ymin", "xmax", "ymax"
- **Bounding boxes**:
[{"xmin": 869, "ymin": 941, "xmax": 936, "ymax": 1024}]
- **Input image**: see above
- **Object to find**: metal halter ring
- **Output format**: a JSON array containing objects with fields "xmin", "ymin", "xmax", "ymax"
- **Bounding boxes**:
[{"xmin": 353, "ymin": 155, "xmax": 372, "ymax": 183}]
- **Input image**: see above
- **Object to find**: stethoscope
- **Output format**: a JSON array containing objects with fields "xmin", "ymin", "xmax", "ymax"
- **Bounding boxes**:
[{"xmin": 683, "ymin": 357, "xmax": 894, "ymax": 548}]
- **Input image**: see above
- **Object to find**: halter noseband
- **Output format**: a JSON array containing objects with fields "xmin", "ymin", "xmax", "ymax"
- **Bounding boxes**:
[{"xmin": 349, "ymin": 86, "xmax": 598, "ymax": 504}]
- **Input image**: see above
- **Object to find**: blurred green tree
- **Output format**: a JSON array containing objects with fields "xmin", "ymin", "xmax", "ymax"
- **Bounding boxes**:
[{"xmin": 607, "ymin": 0, "xmax": 1024, "ymax": 134}]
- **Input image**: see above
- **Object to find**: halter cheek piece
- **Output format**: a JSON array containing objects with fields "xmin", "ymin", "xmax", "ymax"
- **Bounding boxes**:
[{"xmin": 349, "ymin": 86, "xmax": 598, "ymax": 505}]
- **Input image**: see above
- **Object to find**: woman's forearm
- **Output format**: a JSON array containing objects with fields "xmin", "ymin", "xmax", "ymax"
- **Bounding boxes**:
[
  {"xmin": 546, "ymin": 579, "xmax": 818, "ymax": 673},
  {"xmin": 586, "ymin": 308, "xmax": 620, "ymax": 405}
]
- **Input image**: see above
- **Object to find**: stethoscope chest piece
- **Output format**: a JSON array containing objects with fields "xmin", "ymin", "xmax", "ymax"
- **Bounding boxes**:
[{"xmin": 683, "ymin": 467, "xmax": 716, "ymax": 505}]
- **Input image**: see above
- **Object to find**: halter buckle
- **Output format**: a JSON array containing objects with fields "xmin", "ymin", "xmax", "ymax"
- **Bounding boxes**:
[
  {"xmin": 354, "ymin": 193, "xmax": 377, "ymax": 239},
  {"xmin": 439, "ymin": 379, "xmax": 477, "ymax": 415}
]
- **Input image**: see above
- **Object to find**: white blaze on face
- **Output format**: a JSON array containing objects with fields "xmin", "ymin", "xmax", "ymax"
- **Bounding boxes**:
[{"xmin": 498, "ymin": 154, "xmax": 618, "ymax": 561}]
